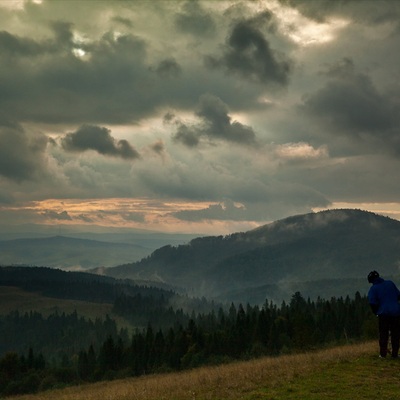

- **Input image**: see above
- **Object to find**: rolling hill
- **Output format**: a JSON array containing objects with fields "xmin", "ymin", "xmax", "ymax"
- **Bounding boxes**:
[
  {"xmin": 4, "ymin": 342, "xmax": 381, "ymax": 400},
  {"xmin": 103, "ymin": 209, "xmax": 400, "ymax": 303}
]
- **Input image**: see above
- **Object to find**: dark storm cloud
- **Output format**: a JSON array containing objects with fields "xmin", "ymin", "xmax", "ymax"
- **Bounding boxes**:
[
  {"xmin": 2, "ymin": 0, "xmax": 400, "ymax": 230},
  {"xmin": 0, "ymin": 31, "xmax": 46, "ymax": 57},
  {"xmin": 62, "ymin": 125, "xmax": 140, "ymax": 160},
  {"xmin": 51, "ymin": 21, "xmax": 75, "ymax": 49},
  {"xmin": 0, "ymin": 21, "xmax": 76, "ymax": 58},
  {"xmin": 175, "ymin": 1, "xmax": 216, "ymax": 37},
  {"xmin": 196, "ymin": 94, "xmax": 257, "ymax": 143},
  {"xmin": 301, "ymin": 58, "xmax": 400, "ymax": 153},
  {"xmin": 0, "ymin": 24, "xmax": 159, "ymax": 124},
  {"xmin": 173, "ymin": 123, "xmax": 201, "ymax": 148},
  {"xmin": 154, "ymin": 58, "xmax": 182, "ymax": 78},
  {"xmin": 0, "ymin": 123, "xmax": 48, "ymax": 182},
  {"xmin": 0, "ymin": 11, "xmax": 266, "ymax": 128},
  {"xmin": 172, "ymin": 94, "xmax": 257, "ymax": 146},
  {"xmin": 205, "ymin": 19, "xmax": 292, "ymax": 86}
]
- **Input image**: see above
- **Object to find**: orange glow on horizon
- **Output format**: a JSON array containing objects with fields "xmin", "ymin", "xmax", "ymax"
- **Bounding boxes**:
[{"xmin": 1, "ymin": 198, "xmax": 262, "ymax": 235}]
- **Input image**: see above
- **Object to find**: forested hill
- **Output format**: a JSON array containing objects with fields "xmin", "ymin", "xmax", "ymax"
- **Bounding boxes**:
[
  {"xmin": 104, "ymin": 209, "xmax": 400, "ymax": 303},
  {"xmin": 0, "ymin": 266, "xmax": 175, "ymax": 304}
]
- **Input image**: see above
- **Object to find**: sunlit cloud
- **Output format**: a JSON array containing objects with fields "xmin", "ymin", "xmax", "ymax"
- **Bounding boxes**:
[
  {"xmin": 72, "ymin": 48, "xmax": 86, "ymax": 58},
  {"xmin": 0, "ymin": 0, "xmax": 24, "ymax": 9},
  {"xmin": 275, "ymin": 142, "xmax": 328, "ymax": 161},
  {"xmin": 265, "ymin": 0, "xmax": 349, "ymax": 46},
  {"xmin": 0, "ymin": 198, "xmax": 265, "ymax": 234},
  {"xmin": 0, "ymin": 0, "xmax": 43, "ymax": 9},
  {"xmin": 284, "ymin": 17, "xmax": 349, "ymax": 46}
]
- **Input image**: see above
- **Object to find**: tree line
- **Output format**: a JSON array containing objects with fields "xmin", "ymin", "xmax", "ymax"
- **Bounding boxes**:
[
  {"xmin": 0, "ymin": 310, "xmax": 124, "ymax": 360},
  {"xmin": 0, "ymin": 291, "xmax": 377, "ymax": 397},
  {"xmin": 0, "ymin": 266, "xmax": 177, "ymax": 304}
]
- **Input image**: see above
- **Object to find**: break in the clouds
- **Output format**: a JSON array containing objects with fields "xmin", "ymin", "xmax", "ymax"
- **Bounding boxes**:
[
  {"xmin": 1, "ymin": 0, "xmax": 400, "ymax": 234},
  {"xmin": 62, "ymin": 125, "xmax": 140, "ymax": 160}
]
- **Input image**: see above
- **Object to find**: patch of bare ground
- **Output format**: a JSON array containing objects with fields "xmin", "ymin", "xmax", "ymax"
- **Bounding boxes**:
[{"xmin": 11, "ymin": 341, "xmax": 375, "ymax": 400}]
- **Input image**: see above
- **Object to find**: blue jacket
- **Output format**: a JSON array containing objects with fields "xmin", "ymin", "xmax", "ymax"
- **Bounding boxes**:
[{"xmin": 368, "ymin": 277, "xmax": 400, "ymax": 316}]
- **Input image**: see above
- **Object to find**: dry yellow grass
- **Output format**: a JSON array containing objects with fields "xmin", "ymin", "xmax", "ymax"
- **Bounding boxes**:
[{"xmin": 11, "ymin": 341, "xmax": 376, "ymax": 400}]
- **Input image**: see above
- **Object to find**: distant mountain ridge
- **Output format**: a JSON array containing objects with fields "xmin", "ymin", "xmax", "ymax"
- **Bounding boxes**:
[
  {"xmin": 0, "ymin": 235, "xmax": 151, "ymax": 270},
  {"xmin": 104, "ymin": 209, "xmax": 400, "ymax": 303}
]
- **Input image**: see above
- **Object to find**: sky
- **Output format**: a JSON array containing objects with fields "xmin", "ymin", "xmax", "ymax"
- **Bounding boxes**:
[{"xmin": 1, "ymin": 0, "xmax": 400, "ymax": 235}]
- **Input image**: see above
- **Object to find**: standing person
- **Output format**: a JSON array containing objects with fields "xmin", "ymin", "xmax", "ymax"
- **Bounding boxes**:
[{"xmin": 367, "ymin": 270, "xmax": 400, "ymax": 358}]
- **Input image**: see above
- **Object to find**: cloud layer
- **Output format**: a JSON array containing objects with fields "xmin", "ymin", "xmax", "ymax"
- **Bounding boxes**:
[{"xmin": 1, "ymin": 0, "xmax": 400, "ymax": 233}]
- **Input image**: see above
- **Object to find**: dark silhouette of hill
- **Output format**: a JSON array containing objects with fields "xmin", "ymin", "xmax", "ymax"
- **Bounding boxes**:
[
  {"xmin": 105, "ymin": 209, "xmax": 400, "ymax": 303},
  {"xmin": 0, "ymin": 265, "xmax": 175, "ymax": 303}
]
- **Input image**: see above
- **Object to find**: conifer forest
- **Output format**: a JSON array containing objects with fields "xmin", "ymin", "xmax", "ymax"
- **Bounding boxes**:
[{"xmin": 0, "ymin": 290, "xmax": 376, "ymax": 397}]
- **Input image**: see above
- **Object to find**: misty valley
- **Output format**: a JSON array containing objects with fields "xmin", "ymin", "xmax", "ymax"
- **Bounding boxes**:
[
  {"xmin": 2, "ymin": 0, "xmax": 400, "ymax": 396},
  {"xmin": 1, "ymin": 209, "xmax": 399, "ymax": 396}
]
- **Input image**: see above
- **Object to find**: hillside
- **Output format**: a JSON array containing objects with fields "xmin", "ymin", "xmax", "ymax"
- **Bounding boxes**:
[
  {"xmin": 8, "ymin": 342, "xmax": 383, "ymax": 400},
  {"xmin": 104, "ymin": 209, "xmax": 400, "ymax": 303},
  {"xmin": 0, "ymin": 236, "xmax": 151, "ymax": 269},
  {"xmin": 0, "ymin": 266, "xmax": 219, "ymax": 363},
  {"xmin": 0, "ymin": 285, "xmax": 113, "ymax": 319},
  {"xmin": 0, "ymin": 265, "xmax": 180, "ymax": 304}
]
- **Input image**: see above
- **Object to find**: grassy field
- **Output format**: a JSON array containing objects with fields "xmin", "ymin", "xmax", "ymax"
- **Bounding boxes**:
[
  {"xmin": 0, "ymin": 286, "xmax": 113, "ymax": 318},
  {"xmin": 0, "ymin": 286, "xmax": 133, "ymax": 331},
  {"xmin": 9, "ymin": 341, "xmax": 397, "ymax": 400}
]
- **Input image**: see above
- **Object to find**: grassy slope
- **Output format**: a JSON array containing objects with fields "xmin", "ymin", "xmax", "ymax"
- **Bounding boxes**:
[
  {"xmin": 10, "ymin": 341, "xmax": 397, "ymax": 400},
  {"xmin": 0, "ymin": 286, "xmax": 113, "ymax": 318},
  {"xmin": 0, "ymin": 286, "xmax": 133, "ymax": 331}
]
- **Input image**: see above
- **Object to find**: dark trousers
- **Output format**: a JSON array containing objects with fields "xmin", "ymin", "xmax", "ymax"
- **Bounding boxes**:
[{"xmin": 378, "ymin": 315, "xmax": 400, "ymax": 357}]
